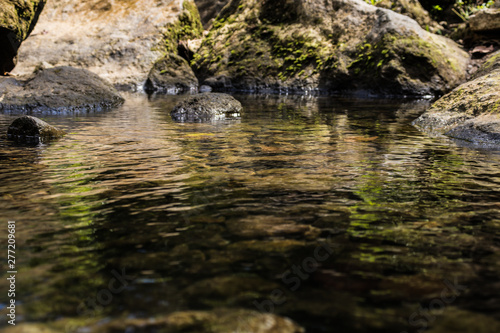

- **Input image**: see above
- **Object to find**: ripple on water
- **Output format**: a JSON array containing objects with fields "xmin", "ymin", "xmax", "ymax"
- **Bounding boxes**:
[{"xmin": 1, "ymin": 94, "xmax": 500, "ymax": 332}]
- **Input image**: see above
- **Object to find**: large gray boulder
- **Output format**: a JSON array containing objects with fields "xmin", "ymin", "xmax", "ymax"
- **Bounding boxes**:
[
  {"xmin": 193, "ymin": 0, "xmax": 469, "ymax": 96},
  {"xmin": 0, "ymin": 66, "xmax": 124, "ymax": 112},
  {"xmin": 11, "ymin": 0, "xmax": 203, "ymax": 90},
  {"xmin": 0, "ymin": 0, "xmax": 46, "ymax": 74},
  {"xmin": 413, "ymin": 50, "xmax": 500, "ymax": 145},
  {"xmin": 171, "ymin": 93, "xmax": 242, "ymax": 122},
  {"xmin": 7, "ymin": 115, "xmax": 65, "ymax": 144}
]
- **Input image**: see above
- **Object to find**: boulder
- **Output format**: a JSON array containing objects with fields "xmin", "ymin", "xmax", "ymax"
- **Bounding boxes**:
[
  {"xmin": 7, "ymin": 115, "xmax": 65, "ymax": 143},
  {"xmin": 413, "ymin": 52, "xmax": 500, "ymax": 145},
  {"xmin": 145, "ymin": 53, "xmax": 198, "ymax": 94},
  {"xmin": 469, "ymin": 8, "xmax": 500, "ymax": 33},
  {"xmin": 194, "ymin": 0, "xmax": 231, "ymax": 28},
  {"xmin": 0, "ymin": 66, "xmax": 124, "ymax": 112},
  {"xmin": 0, "ymin": 0, "xmax": 46, "ymax": 74},
  {"xmin": 376, "ymin": 0, "xmax": 443, "ymax": 33},
  {"xmin": 193, "ymin": 0, "xmax": 469, "ymax": 97},
  {"xmin": 171, "ymin": 93, "xmax": 242, "ymax": 122},
  {"xmin": 11, "ymin": 0, "xmax": 203, "ymax": 90}
]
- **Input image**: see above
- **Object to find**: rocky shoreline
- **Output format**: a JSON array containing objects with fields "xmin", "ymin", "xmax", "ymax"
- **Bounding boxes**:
[{"xmin": 1, "ymin": 0, "xmax": 500, "ymax": 135}]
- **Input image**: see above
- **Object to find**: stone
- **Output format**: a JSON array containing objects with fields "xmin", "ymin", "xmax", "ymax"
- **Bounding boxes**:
[
  {"xmin": 469, "ymin": 8, "xmax": 500, "ymax": 33},
  {"xmin": 7, "ymin": 115, "xmax": 65, "ymax": 144},
  {"xmin": 0, "ymin": 0, "xmax": 46, "ymax": 74},
  {"xmin": 171, "ymin": 93, "xmax": 242, "ymax": 122},
  {"xmin": 376, "ymin": 0, "xmax": 443, "ymax": 33},
  {"xmin": 412, "ymin": 53, "xmax": 500, "ymax": 145},
  {"xmin": 11, "ymin": 0, "xmax": 203, "ymax": 90},
  {"xmin": 193, "ymin": 0, "xmax": 469, "ymax": 97},
  {"xmin": 145, "ymin": 53, "xmax": 199, "ymax": 94},
  {"xmin": 0, "ymin": 66, "xmax": 124, "ymax": 113},
  {"xmin": 194, "ymin": 0, "xmax": 231, "ymax": 28}
]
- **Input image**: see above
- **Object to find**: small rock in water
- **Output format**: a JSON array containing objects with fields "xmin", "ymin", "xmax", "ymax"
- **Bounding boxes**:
[
  {"xmin": 7, "ymin": 116, "xmax": 66, "ymax": 144},
  {"xmin": 171, "ymin": 93, "xmax": 242, "ymax": 122}
]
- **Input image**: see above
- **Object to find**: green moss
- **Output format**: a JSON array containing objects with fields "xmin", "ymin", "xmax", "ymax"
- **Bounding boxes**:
[{"xmin": 159, "ymin": 0, "xmax": 203, "ymax": 54}]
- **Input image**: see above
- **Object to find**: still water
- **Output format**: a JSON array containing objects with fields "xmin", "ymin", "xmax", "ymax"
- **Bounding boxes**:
[{"xmin": 1, "ymin": 93, "xmax": 499, "ymax": 332}]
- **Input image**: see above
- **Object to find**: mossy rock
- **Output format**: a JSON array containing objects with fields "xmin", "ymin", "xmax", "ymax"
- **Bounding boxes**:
[
  {"xmin": 413, "ymin": 53, "xmax": 500, "ymax": 145},
  {"xmin": 7, "ymin": 115, "xmax": 65, "ymax": 144},
  {"xmin": 193, "ymin": 0, "xmax": 469, "ymax": 96},
  {"xmin": 145, "ymin": 52, "xmax": 198, "ymax": 94},
  {"xmin": 0, "ymin": 66, "xmax": 124, "ymax": 112},
  {"xmin": 0, "ymin": 0, "xmax": 46, "ymax": 74},
  {"xmin": 171, "ymin": 93, "xmax": 242, "ymax": 122}
]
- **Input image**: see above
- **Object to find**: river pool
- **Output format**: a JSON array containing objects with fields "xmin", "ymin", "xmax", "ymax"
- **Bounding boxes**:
[{"xmin": 1, "ymin": 93, "xmax": 499, "ymax": 332}]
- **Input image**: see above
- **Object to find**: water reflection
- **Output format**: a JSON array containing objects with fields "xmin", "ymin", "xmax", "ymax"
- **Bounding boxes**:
[{"xmin": 0, "ymin": 94, "xmax": 499, "ymax": 332}]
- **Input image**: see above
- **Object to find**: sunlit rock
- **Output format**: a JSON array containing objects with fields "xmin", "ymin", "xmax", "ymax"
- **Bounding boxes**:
[
  {"xmin": 193, "ymin": 0, "xmax": 469, "ymax": 96},
  {"xmin": 7, "ymin": 115, "xmax": 65, "ymax": 144},
  {"xmin": 0, "ymin": 0, "xmax": 46, "ymax": 74},
  {"xmin": 171, "ymin": 93, "xmax": 242, "ymax": 122},
  {"xmin": 0, "ymin": 66, "xmax": 124, "ymax": 113}
]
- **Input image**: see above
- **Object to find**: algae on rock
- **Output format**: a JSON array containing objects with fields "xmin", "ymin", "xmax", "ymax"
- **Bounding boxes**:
[
  {"xmin": 0, "ymin": 0, "xmax": 46, "ymax": 74},
  {"xmin": 193, "ymin": 0, "xmax": 469, "ymax": 96},
  {"xmin": 413, "ymin": 50, "xmax": 500, "ymax": 145}
]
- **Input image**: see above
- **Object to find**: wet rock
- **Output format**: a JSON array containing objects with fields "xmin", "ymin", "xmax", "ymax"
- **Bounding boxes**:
[
  {"xmin": 0, "ymin": 0, "xmax": 46, "ymax": 75},
  {"xmin": 7, "ymin": 115, "xmax": 65, "ymax": 144},
  {"xmin": 145, "ymin": 53, "xmax": 198, "ymax": 94},
  {"xmin": 412, "ymin": 55, "xmax": 500, "ymax": 144},
  {"xmin": 0, "ymin": 66, "xmax": 124, "ymax": 112},
  {"xmin": 469, "ymin": 8, "xmax": 500, "ymax": 33},
  {"xmin": 194, "ymin": 0, "xmax": 469, "ymax": 97},
  {"xmin": 11, "ymin": 0, "xmax": 203, "ymax": 90},
  {"xmin": 171, "ymin": 93, "xmax": 242, "ymax": 122}
]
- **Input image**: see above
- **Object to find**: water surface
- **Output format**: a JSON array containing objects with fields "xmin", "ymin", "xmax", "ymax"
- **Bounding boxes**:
[{"xmin": 1, "ymin": 93, "xmax": 500, "ymax": 332}]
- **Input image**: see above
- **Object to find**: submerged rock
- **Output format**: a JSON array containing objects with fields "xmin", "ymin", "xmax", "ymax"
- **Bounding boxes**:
[
  {"xmin": 6, "ymin": 308, "xmax": 305, "ymax": 333},
  {"xmin": 193, "ymin": 0, "xmax": 469, "ymax": 96},
  {"xmin": 11, "ymin": 0, "xmax": 203, "ymax": 90},
  {"xmin": 0, "ymin": 0, "xmax": 46, "ymax": 74},
  {"xmin": 7, "ymin": 115, "xmax": 65, "ymax": 143},
  {"xmin": 0, "ymin": 66, "xmax": 124, "ymax": 112},
  {"xmin": 413, "ymin": 52, "xmax": 500, "ymax": 145},
  {"xmin": 171, "ymin": 93, "xmax": 242, "ymax": 122},
  {"xmin": 145, "ymin": 53, "xmax": 199, "ymax": 94}
]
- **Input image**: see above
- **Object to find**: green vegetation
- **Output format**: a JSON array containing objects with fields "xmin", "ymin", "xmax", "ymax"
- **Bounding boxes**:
[
  {"xmin": 160, "ymin": 0, "xmax": 203, "ymax": 54},
  {"xmin": 452, "ymin": 0, "xmax": 495, "ymax": 21}
]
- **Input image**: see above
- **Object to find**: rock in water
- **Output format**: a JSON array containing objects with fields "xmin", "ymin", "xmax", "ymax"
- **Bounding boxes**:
[
  {"xmin": 0, "ymin": 66, "xmax": 124, "ymax": 112},
  {"xmin": 0, "ymin": 0, "xmax": 46, "ymax": 74},
  {"xmin": 193, "ymin": 0, "xmax": 469, "ymax": 97},
  {"xmin": 145, "ymin": 53, "xmax": 199, "ymax": 94},
  {"xmin": 7, "ymin": 116, "xmax": 65, "ymax": 144},
  {"xmin": 413, "ymin": 50, "xmax": 500, "ymax": 145},
  {"xmin": 171, "ymin": 93, "xmax": 242, "ymax": 122}
]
